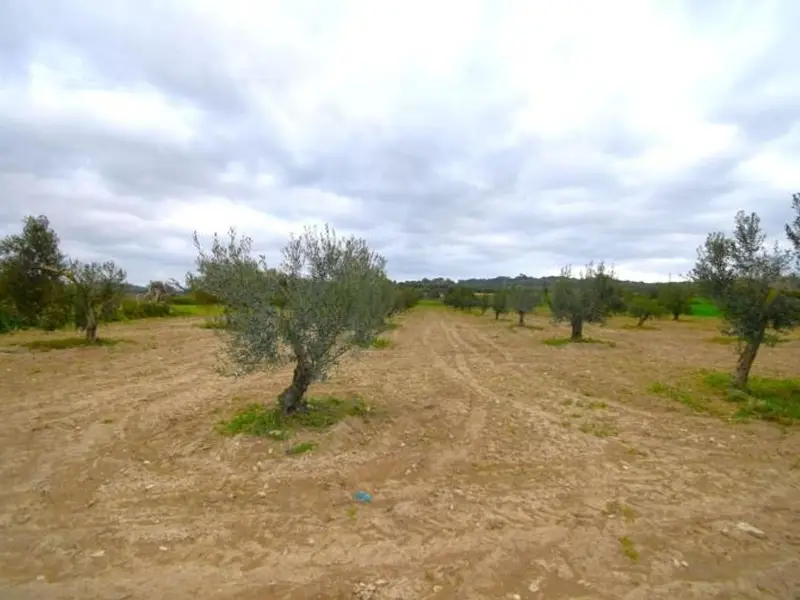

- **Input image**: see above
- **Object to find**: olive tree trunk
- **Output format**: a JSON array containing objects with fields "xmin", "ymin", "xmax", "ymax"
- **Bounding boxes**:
[
  {"xmin": 85, "ymin": 306, "xmax": 98, "ymax": 342},
  {"xmin": 517, "ymin": 311, "xmax": 525, "ymax": 326},
  {"xmin": 570, "ymin": 317, "xmax": 583, "ymax": 341},
  {"xmin": 494, "ymin": 310, "xmax": 500, "ymax": 320},
  {"xmin": 278, "ymin": 351, "xmax": 314, "ymax": 414},
  {"xmin": 732, "ymin": 340, "xmax": 760, "ymax": 390},
  {"xmin": 637, "ymin": 315, "xmax": 648, "ymax": 327}
]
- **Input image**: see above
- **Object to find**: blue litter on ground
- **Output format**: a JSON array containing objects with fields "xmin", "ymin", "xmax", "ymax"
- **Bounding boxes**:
[{"xmin": 353, "ymin": 491, "xmax": 373, "ymax": 503}]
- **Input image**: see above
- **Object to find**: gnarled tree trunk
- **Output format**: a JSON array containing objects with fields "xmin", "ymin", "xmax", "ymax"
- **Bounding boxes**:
[
  {"xmin": 85, "ymin": 306, "xmax": 98, "ymax": 342},
  {"xmin": 637, "ymin": 314, "xmax": 648, "ymax": 327},
  {"xmin": 278, "ymin": 349, "xmax": 314, "ymax": 414},
  {"xmin": 517, "ymin": 311, "xmax": 525, "ymax": 326},
  {"xmin": 570, "ymin": 317, "xmax": 583, "ymax": 341},
  {"xmin": 494, "ymin": 310, "xmax": 500, "ymax": 320},
  {"xmin": 733, "ymin": 340, "xmax": 760, "ymax": 390}
]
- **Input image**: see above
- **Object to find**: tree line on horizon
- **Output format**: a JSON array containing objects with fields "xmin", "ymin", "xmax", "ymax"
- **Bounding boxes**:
[{"xmin": 1, "ymin": 192, "xmax": 799, "ymax": 407}]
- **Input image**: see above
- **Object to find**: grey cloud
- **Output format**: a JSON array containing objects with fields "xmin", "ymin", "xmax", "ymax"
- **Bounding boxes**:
[{"xmin": 1, "ymin": 1, "xmax": 798, "ymax": 285}]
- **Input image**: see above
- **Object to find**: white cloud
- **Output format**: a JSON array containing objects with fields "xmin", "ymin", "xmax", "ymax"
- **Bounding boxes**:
[{"xmin": 0, "ymin": 0, "xmax": 798, "ymax": 284}]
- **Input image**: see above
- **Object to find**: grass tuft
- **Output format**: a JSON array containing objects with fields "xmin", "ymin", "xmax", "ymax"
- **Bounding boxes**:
[
  {"xmin": 371, "ymin": 337, "xmax": 392, "ymax": 349},
  {"xmin": 219, "ymin": 395, "xmax": 372, "ymax": 438},
  {"xmin": 619, "ymin": 536, "xmax": 640, "ymax": 561},
  {"xmin": 11, "ymin": 337, "xmax": 125, "ymax": 351},
  {"xmin": 578, "ymin": 420, "xmax": 618, "ymax": 438},
  {"xmin": 286, "ymin": 442, "xmax": 315, "ymax": 456}
]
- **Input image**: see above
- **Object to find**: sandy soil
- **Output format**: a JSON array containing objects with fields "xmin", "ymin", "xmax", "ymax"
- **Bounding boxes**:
[{"xmin": 1, "ymin": 309, "xmax": 799, "ymax": 600}]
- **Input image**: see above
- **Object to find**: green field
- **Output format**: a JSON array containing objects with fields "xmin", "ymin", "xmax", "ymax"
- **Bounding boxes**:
[{"xmin": 690, "ymin": 297, "xmax": 721, "ymax": 317}]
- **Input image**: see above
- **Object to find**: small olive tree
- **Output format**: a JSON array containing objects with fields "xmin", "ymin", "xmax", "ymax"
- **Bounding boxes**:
[
  {"xmin": 507, "ymin": 285, "xmax": 541, "ymax": 326},
  {"xmin": 627, "ymin": 294, "xmax": 666, "ymax": 326},
  {"xmin": 657, "ymin": 281, "xmax": 693, "ymax": 320},
  {"xmin": 491, "ymin": 289, "xmax": 508, "ymax": 320},
  {"xmin": 477, "ymin": 293, "xmax": 491, "ymax": 315},
  {"xmin": 691, "ymin": 209, "xmax": 800, "ymax": 389},
  {"xmin": 549, "ymin": 262, "xmax": 616, "ymax": 341},
  {"xmin": 194, "ymin": 225, "xmax": 391, "ymax": 415},
  {"xmin": 39, "ymin": 260, "xmax": 127, "ymax": 342}
]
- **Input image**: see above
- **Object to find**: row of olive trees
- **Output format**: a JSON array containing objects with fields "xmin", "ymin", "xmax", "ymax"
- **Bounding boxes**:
[
  {"xmin": 0, "ymin": 216, "xmax": 128, "ymax": 340},
  {"xmin": 444, "ymin": 263, "xmax": 622, "ymax": 340},
  {"xmin": 441, "ymin": 194, "xmax": 800, "ymax": 390}
]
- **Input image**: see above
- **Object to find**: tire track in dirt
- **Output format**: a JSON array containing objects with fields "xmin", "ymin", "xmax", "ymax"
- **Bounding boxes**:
[{"xmin": 421, "ymin": 319, "xmax": 487, "ymax": 447}]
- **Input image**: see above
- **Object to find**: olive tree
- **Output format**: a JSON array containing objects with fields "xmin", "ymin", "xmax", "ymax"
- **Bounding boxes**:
[
  {"xmin": 0, "ymin": 215, "xmax": 68, "ymax": 328},
  {"xmin": 657, "ymin": 281, "xmax": 693, "ymax": 321},
  {"xmin": 507, "ymin": 285, "xmax": 540, "ymax": 326},
  {"xmin": 477, "ymin": 293, "xmax": 491, "ymax": 315},
  {"xmin": 491, "ymin": 289, "xmax": 508, "ymax": 320},
  {"xmin": 38, "ymin": 260, "xmax": 127, "ymax": 341},
  {"xmin": 691, "ymin": 209, "xmax": 800, "ymax": 389},
  {"xmin": 549, "ymin": 262, "xmax": 616, "ymax": 341},
  {"xmin": 193, "ymin": 225, "xmax": 391, "ymax": 415},
  {"xmin": 627, "ymin": 294, "xmax": 666, "ymax": 327},
  {"xmin": 69, "ymin": 261, "xmax": 127, "ymax": 342}
]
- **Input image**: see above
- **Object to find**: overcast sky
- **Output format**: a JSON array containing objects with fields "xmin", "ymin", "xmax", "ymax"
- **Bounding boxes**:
[{"xmin": 1, "ymin": 0, "xmax": 798, "ymax": 284}]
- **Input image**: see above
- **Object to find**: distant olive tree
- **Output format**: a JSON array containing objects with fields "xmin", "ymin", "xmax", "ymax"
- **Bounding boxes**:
[
  {"xmin": 549, "ymin": 262, "xmax": 616, "ymax": 341},
  {"xmin": 507, "ymin": 285, "xmax": 541, "ymax": 326},
  {"xmin": 193, "ymin": 225, "xmax": 391, "ymax": 415},
  {"xmin": 491, "ymin": 289, "xmax": 508, "ymax": 320},
  {"xmin": 0, "ymin": 215, "xmax": 68, "ymax": 328},
  {"xmin": 692, "ymin": 208, "xmax": 800, "ymax": 389},
  {"xmin": 37, "ymin": 260, "xmax": 127, "ymax": 342},
  {"xmin": 477, "ymin": 293, "xmax": 491, "ymax": 315},
  {"xmin": 657, "ymin": 281, "xmax": 693, "ymax": 320},
  {"xmin": 627, "ymin": 294, "xmax": 666, "ymax": 327}
]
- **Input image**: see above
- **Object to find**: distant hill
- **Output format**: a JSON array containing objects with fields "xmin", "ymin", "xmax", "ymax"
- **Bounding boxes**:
[
  {"xmin": 124, "ymin": 283, "xmax": 148, "ymax": 295},
  {"xmin": 399, "ymin": 274, "xmax": 692, "ymax": 295}
]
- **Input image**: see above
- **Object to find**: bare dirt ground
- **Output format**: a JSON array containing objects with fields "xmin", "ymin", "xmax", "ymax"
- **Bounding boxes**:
[{"xmin": 1, "ymin": 308, "xmax": 799, "ymax": 600}]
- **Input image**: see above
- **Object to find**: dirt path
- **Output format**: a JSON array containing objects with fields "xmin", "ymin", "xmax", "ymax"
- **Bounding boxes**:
[{"xmin": 1, "ymin": 310, "xmax": 799, "ymax": 599}]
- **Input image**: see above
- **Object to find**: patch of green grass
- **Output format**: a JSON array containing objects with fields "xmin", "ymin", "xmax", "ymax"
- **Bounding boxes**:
[
  {"xmin": 172, "ymin": 304, "xmax": 224, "ymax": 317},
  {"xmin": 702, "ymin": 372, "xmax": 800, "ymax": 424},
  {"xmin": 691, "ymin": 298, "xmax": 721, "ymax": 317},
  {"xmin": 286, "ymin": 442, "xmax": 315, "ymax": 455},
  {"xmin": 578, "ymin": 420, "xmax": 618, "ymax": 438},
  {"xmin": 219, "ymin": 395, "xmax": 372, "ymax": 438},
  {"xmin": 371, "ymin": 337, "xmax": 392, "ymax": 349},
  {"xmin": 12, "ymin": 337, "xmax": 126, "ymax": 351},
  {"xmin": 619, "ymin": 536, "xmax": 640, "ymax": 561},
  {"xmin": 649, "ymin": 371, "xmax": 800, "ymax": 424},
  {"xmin": 417, "ymin": 299, "xmax": 446, "ymax": 309},
  {"xmin": 647, "ymin": 381, "xmax": 720, "ymax": 415},
  {"xmin": 543, "ymin": 336, "xmax": 616, "ymax": 348}
]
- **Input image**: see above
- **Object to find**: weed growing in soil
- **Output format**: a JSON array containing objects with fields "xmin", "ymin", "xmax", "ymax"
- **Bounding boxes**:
[
  {"xmin": 619, "ymin": 536, "xmax": 640, "ymax": 561},
  {"xmin": 286, "ymin": 442, "xmax": 315, "ymax": 455},
  {"xmin": 219, "ymin": 395, "xmax": 371, "ymax": 438}
]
